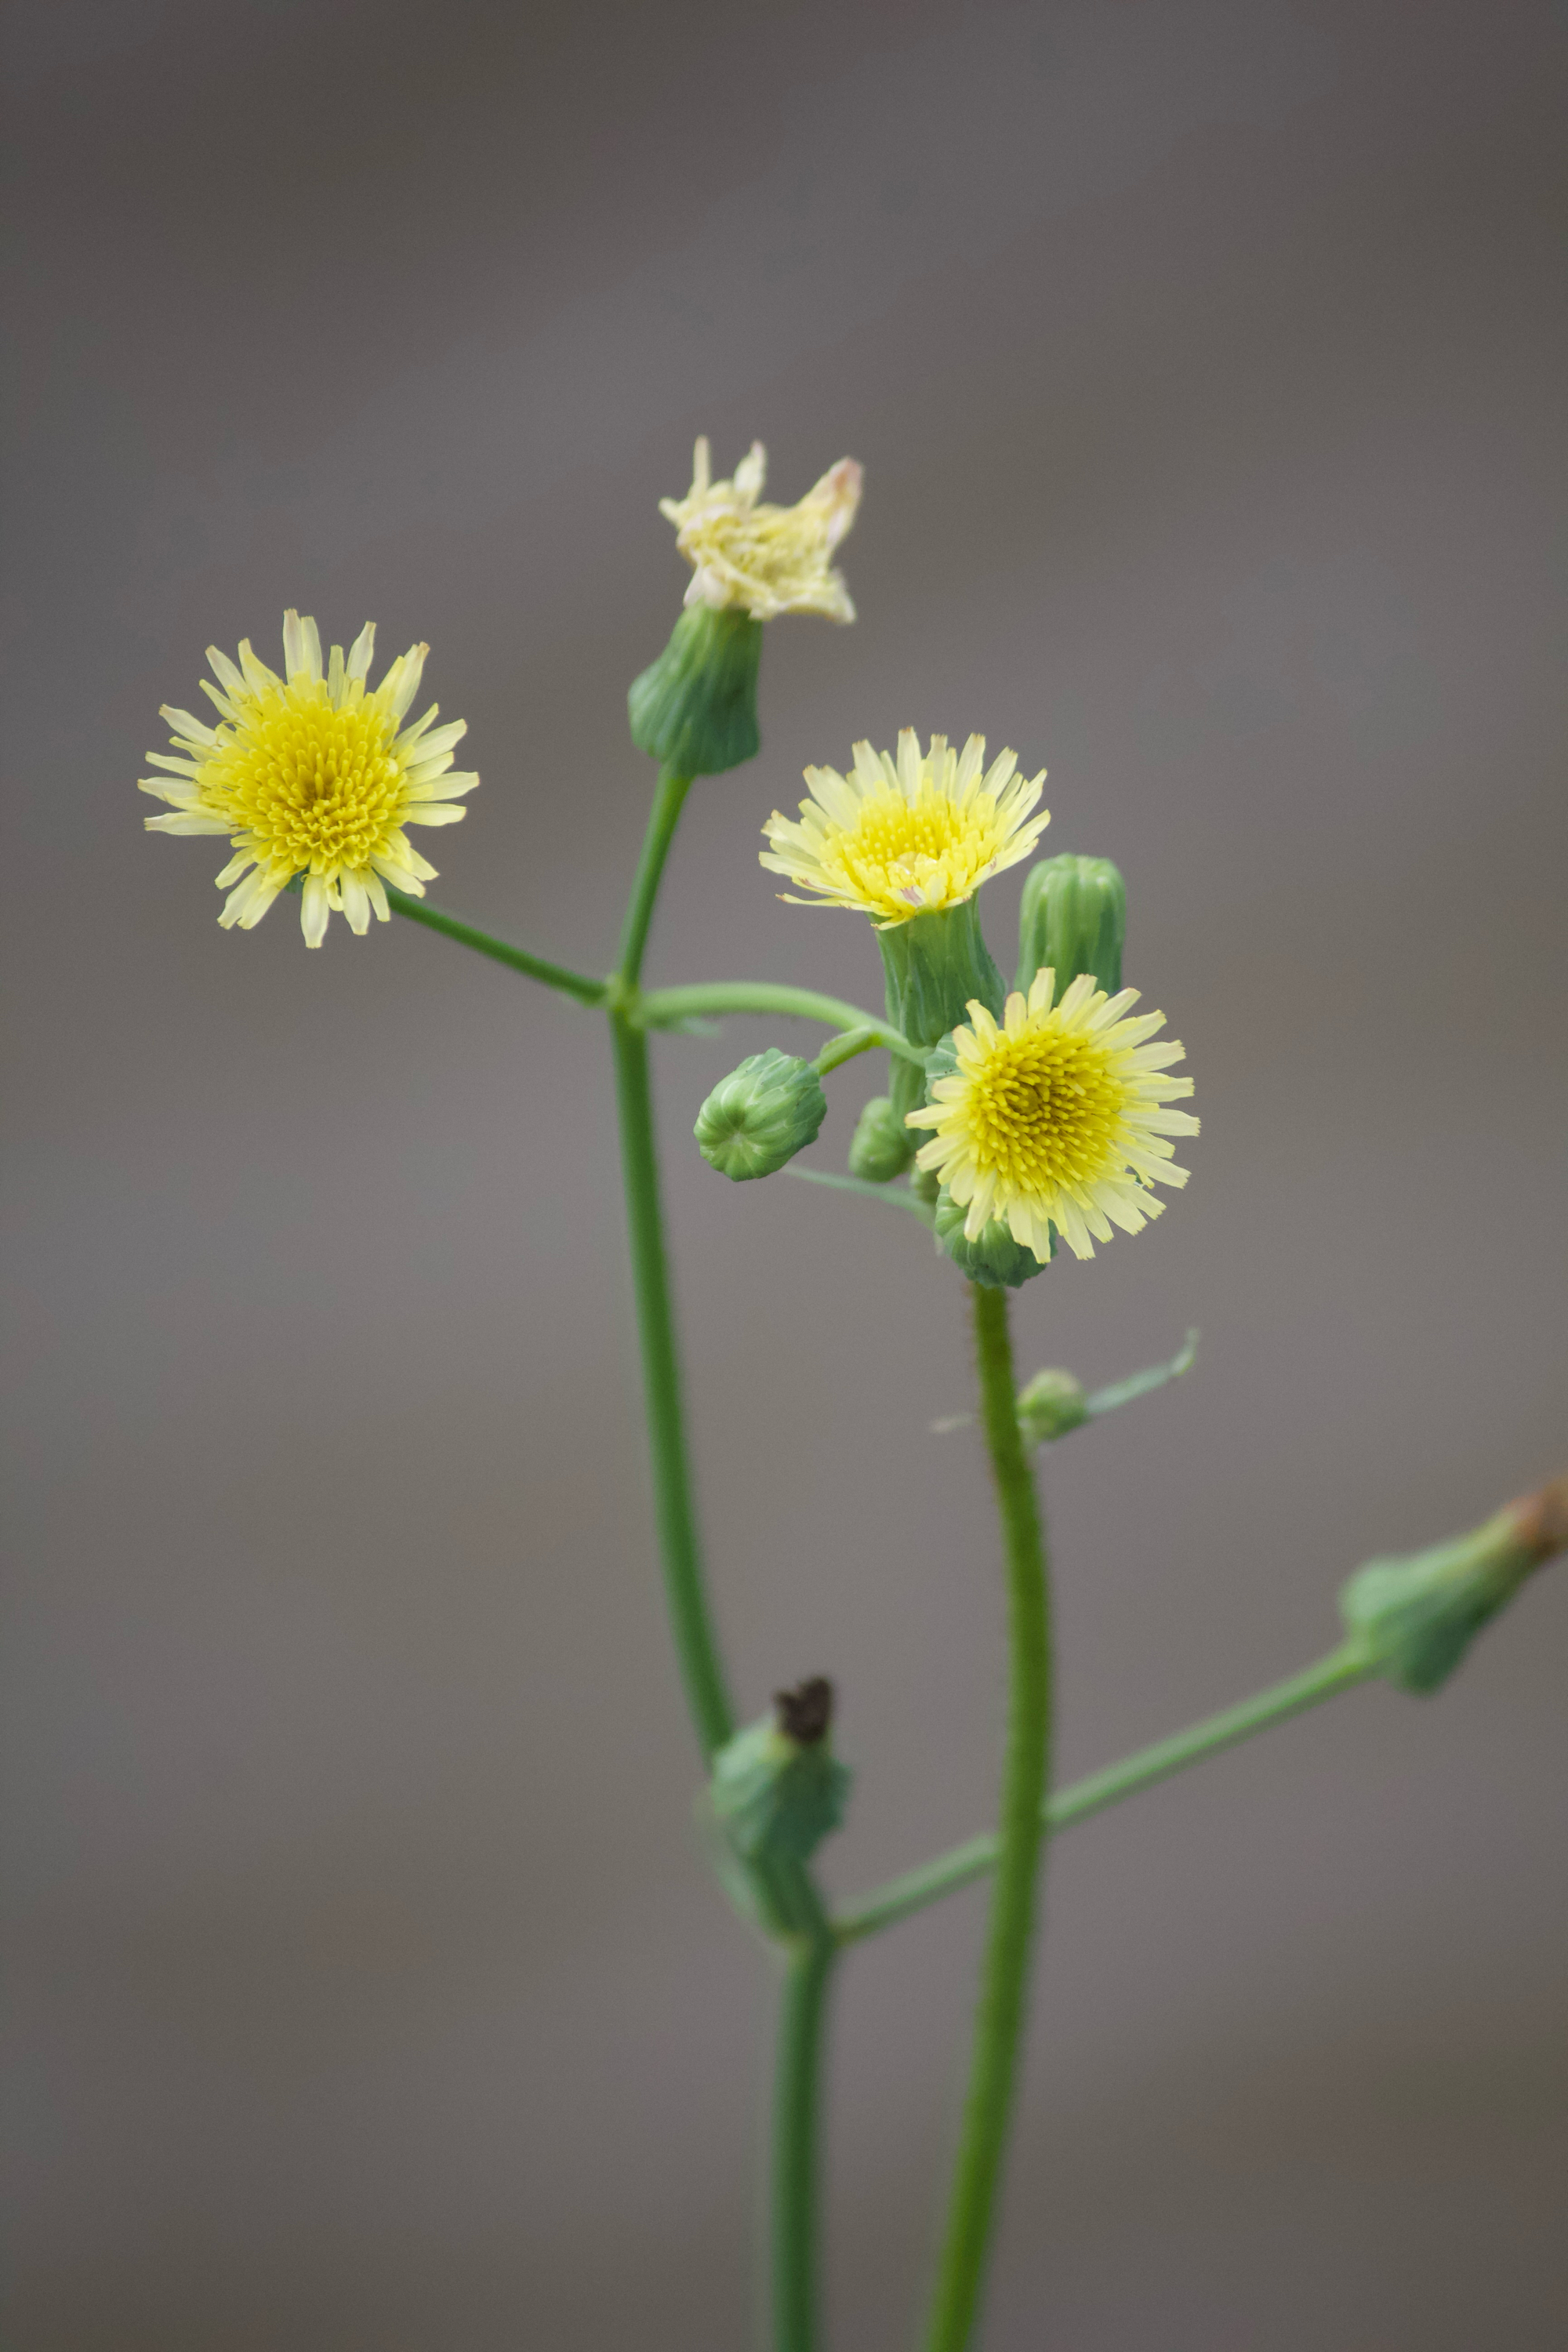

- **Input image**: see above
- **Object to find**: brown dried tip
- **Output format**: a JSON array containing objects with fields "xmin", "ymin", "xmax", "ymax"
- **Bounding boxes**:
[
  {"xmin": 774, "ymin": 1676, "xmax": 834, "ymax": 1746},
  {"xmin": 1505, "ymin": 1475, "xmax": 1568, "ymax": 1564}
]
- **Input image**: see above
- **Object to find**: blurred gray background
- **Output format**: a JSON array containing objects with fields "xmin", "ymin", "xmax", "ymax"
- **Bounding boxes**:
[{"xmin": 5, "ymin": 1, "xmax": 1566, "ymax": 2345}]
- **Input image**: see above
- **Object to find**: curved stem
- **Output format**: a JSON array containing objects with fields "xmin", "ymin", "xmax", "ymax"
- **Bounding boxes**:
[
  {"xmin": 812, "ymin": 1025, "xmax": 882, "ymax": 1078},
  {"xmin": 386, "ymin": 887, "xmax": 605, "ymax": 1004},
  {"xmin": 609, "ymin": 1006, "xmax": 735, "ymax": 1761},
  {"xmin": 637, "ymin": 981, "xmax": 926, "ymax": 1063},
  {"xmin": 921, "ymin": 1283, "xmax": 1053, "ymax": 2352},
  {"xmin": 618, "ymin": 765, "xmax": 693, "ymax": 985},
  {"xmin": 605, "ymin": 764, "xmax": 739, "ymax": 1759},
  {"xmin": 771, "ymin": 1867, "xmax": 838, "ymax": 2352},
  {"xmin": 834, "ymin": 1643, "xmax": 1370, "ymax": 1944}
]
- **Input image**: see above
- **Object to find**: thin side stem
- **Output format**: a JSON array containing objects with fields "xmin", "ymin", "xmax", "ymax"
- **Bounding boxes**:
[
  {"xmin": 617, "ymin": 765, "xmax": 694, "ymax": 985},
  {"xmin": 636, "ymin": 981, "xmax": 926, "ymax": 1063},
  {"xmin": 784, "ymin": 1168, "xmax": 937, "ymax": 1225},
  {"xmin": 812, "ymin": 1026, "xmax": 882, "ymax": 1077},
  {"xmin": 921, "ymin": 1283, "xmax": 1053, "ymax": 2352},
  {"xmin": 834, "ymin": 1643, "xmax": 1371, "ymax": 1944},
  {"xmin": 386, "ymin": 887, "xmax": 604, "ymax": 1004}
]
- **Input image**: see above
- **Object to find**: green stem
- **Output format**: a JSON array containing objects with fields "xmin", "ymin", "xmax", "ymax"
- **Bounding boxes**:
[
  {"xmin": 618, "ymin": 764, "xmax": 694, "ymax": 985},
  {"xmin": 771, "ymin": 1870, "xmax": 838, "ymax": 2352},
  {"xmin": 921, "ymin": 1284, "xmax": 1053, "ymax": 2352},
  {"xmin": 385, "ymin": 887, "xmax": 604, "ymax": 1004},
  {"xmin": 812, "ymin": 1026, "xmax": 881, "ymax": 1078},
  {"xmin": 604, "ymin": 764, "xmax": 739, "ymax": 1759},
  {"xmin": 637, "ymin": 981, "xmax": 926, "ymax": 1063},
  {"xmin": 609, "ymin": 1006, "xmax": 735, "ymax": 1761},
  {"xmin": 835, "ymin": 1643, "xmax": 1371, "ymax": 1945}
]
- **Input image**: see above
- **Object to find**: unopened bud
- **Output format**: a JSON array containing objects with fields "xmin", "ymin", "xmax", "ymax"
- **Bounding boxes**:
[
  {"xmin": 628, "ymin": 602, "xmax": 764, "ymax": 775},
  {"xmin": 848, "ymin": 1094, "xmax": 916, "ymax": 1182},
  {"xmin": 1017, "ymin": 854, "xmax": 1126, "ymax": 997},
  {"xmin": 1017, "ymin": 1367, "xmax": 1089, "ymax": 1443},
  {"xmin": 933, "ymin": 1186, "xmax": 1050, "ymax": 1290},
  {"xmin": 695, "ymin": 1050, "xmax": 827, "ymax": 1181},
  {"xmin": 1340, "ymin": 1476, "xmax": 1567, "ymax": 1693},
  {"xmin": 710, "ymin": 1679, "xmax": 851, "ymax": 1867}
]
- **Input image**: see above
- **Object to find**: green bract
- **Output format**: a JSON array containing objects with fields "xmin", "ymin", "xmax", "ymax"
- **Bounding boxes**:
[
  {"xmin": 695, "ymin": 1049, "xmax": 827, "ymax": 1180},
  {"xmin": 933, "ymin": 1187, "xmax": 1051, "ymax": 1289},
  {"xmin": 628, "ymin": 601, "xmax": 764, "ymax": 775},
  {"xmin": 878, "ymin": 898, "xmax": 1006, "ymax": 1052},
  {"xmin": 1016, "ymin": 853, "xmax": 1126, "ymax": 998}
]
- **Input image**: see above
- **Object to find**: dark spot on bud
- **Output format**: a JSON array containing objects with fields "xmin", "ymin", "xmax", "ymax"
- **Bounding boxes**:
[
  {"xmin": 1507, "ymin": 1476, "xmax": 1568, "ymax": 1563},
  {"xmin": 774, "ymin": 1675, "xmax": 833, "ymax": 1745}
]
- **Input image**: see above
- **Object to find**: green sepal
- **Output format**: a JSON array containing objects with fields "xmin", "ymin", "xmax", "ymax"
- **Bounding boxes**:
[
  {"xmin": 1016, "ymin": 1368, "xmax": 1089, "ymax": 1443},
  {"xmin": 695, "ymin": 1049, "xmax": 827, "ymax": 1181},
  {"xmin": 1339, "ymin": 1511, "xmax": 1546, "ymax": 1694},
  {"xmin": 932, "ymin": 1187, "xmax": 1051, "ymax": 1289},
  {"xmin": 848, "ymin": 1094, "xmax": 916, "ymax": 1183},
  {"xmin": 1017, "ymin": 853, "xmax": 1126, "ymax": 996},
  {"xmin": 877, "ymin": 899, "xmax": 1005, "ymax": 1052},
  {"xmin": 628, "ymin": 602, "xmax": 764, "ymax": 775},
  {"xmin": 709, "ymin": 1711, "xmax": 851, "ymax": 1871}
]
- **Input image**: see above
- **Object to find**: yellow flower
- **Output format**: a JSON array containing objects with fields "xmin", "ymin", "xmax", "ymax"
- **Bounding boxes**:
[
  {"xmin": 907, "ymin": 969, "xmax": 1198, "ymax": 1263},
  {"xmin": 140, "ymin": 611, "xmax": 477, "ymax": 948},
  {"xmin": 760, "ymin": 729, "xmax": 1049, "ymax": 927},
  {"xmin": 660, "ymin": 437, "xmax": 862, "ymax": 622}
]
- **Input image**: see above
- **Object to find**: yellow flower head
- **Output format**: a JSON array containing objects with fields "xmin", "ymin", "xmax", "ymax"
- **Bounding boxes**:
[
  {"xmin": 907, "ymin": 969, "xmax": 1199, "ymax": 1264},
  {"xmin": 760, "ymin": 729, "xmax": 1049, "ymax": 927},
  {"xmin": 660, "ymin": 437, "xmax": 862, "ymax": 622},
  {"xmin": 140, "ymin": 611, "xmax": 477, "ymax": 948}
]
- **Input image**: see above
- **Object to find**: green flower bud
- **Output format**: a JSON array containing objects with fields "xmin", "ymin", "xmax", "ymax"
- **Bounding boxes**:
[
  {"xmin": 933, "ymin": 1185, "xmax": 1051, "ymax": 1289},
  {"xmin": 628, "ymin": 602, "xmax": 764, "ymax": 776},
  {"xmin": 1340, "ymin": 1479, "xmax": 1567, "ymax": 1693},
  {"xmin": 878, "ymin": 899, "xmax": 1006, "ymax": 1053},
  {"xmin": 710, "ymin": 1679, "xmax": 851, "ymax": 1869},
  {"xmin": 1016, "ymin": 853, "xmax": 1126, "ymax": 996},
  {"xmin": 695, "ymin": 1050, "xmax": 827, "ymax": 1181},
  {"xmin": 848, "ymin": 1094, "xmax": 916, "ymax": 1182},
  {"xmin": 1017, "ymin": 1367, "xmax": 1089, "ymax": 1443}
]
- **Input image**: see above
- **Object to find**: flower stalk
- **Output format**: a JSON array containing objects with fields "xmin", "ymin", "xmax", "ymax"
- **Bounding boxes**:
[
  {"xmin": 772, "ymin": 1911, "xmax": 839, "ymax": 2352},
  {"xmin": 921, "ymin": 1282, "xmax": 1054, "ymax": 2352}
]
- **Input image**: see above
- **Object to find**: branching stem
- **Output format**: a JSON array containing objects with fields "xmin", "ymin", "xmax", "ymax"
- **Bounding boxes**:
[{"xmin": 836, "ymin": 1643, "xmax": 1371, "ymax": 1944}]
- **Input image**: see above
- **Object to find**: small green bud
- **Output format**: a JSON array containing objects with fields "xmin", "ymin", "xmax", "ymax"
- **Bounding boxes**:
[
  {"xmin": 1017, "ymin": 1367, "xmax": 1089, "ymax": 1443},
  {"xmin": 628, "ymin": 602, "xmax": 764, "ymax": 775},
  {"xmin": 848, "ymin": 1094, "xmax": 916, "ymax": 1182},
  {"xmin": 695, "ymin": 1050, "xmax": 827, "ymax": 1181},
  {"xmin": 710, "ymin": 1678, "xmax": 851, "ymax": 1869},
  {"xmin": 1016, "ymin": 853, "xmax": 1126, "ymax": 997},
  {"xmin": 1340, "ymin": 1479, "xmax": 1568, "ymax": 1693},
  {"xmin": 933, "ymin": 1186, "xmax": 1050, "ymax": 1289},
  {"xmin": 878, "ymin": 899, "xmax": 1006, "ymax": 1052}
]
